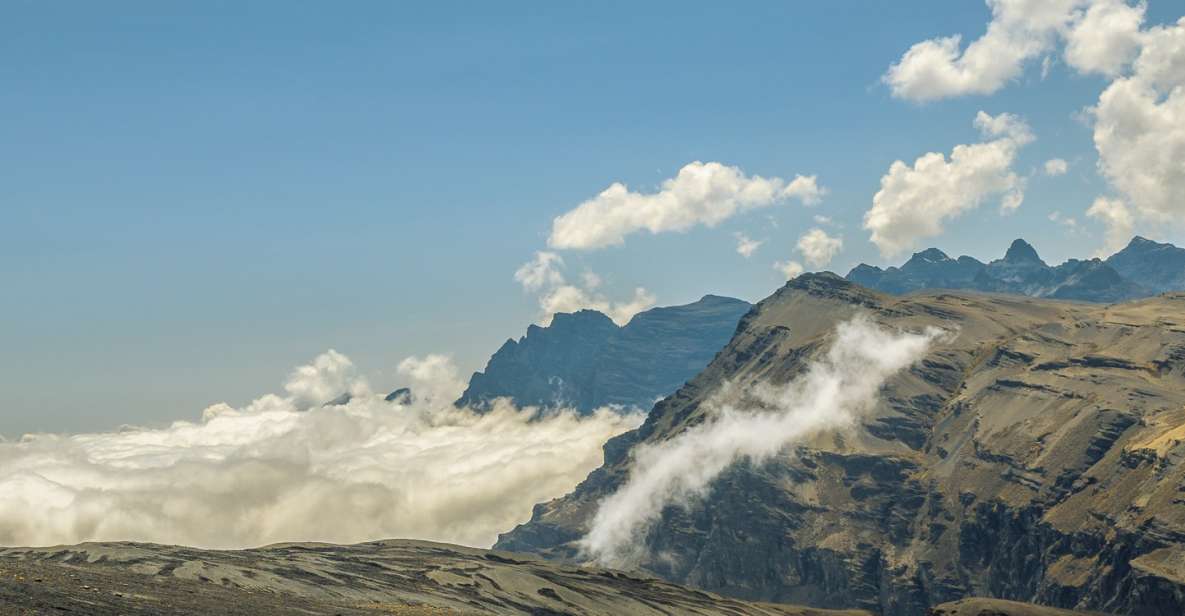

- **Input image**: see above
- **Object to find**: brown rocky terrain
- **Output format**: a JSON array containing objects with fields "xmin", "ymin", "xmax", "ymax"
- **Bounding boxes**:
[
  {"xmin": 0, "ymin": 539, "xmax": 865, "ymax": 615},
  {"xmin": 496, "ymin": 273, "xmax": 1185, "ymax": 615},
  {"xmin": 926, "ymin": 598, "xmax": 1112, "ymax": 615}
]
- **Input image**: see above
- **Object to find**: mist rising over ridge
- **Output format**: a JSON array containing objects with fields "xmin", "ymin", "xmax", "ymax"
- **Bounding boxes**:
[{"xmin": 499, "ymin": 272, "xmax": 1185, "ymax": 615}]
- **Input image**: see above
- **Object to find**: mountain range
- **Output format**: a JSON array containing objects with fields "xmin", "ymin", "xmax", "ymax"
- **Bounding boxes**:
[
  {"xmin": 846, "ymin": 236, "xmax": 1185, "ymax": 302},
  {"xmin": 497, "ymin": 272, "xmax": 1185, "ymax": 615},
  {"xmin": 457, "ymin": 294, "xmax": 752, "ymax": 414}
]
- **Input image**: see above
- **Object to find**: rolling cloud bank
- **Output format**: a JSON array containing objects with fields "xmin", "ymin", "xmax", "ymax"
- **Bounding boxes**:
[
  {"xmin": 580, "ymin": 316, "xmax": 944, "ymax": 567},
  {"xmin": 0, "ymin": 352, "xmax": 641, "ymax": 549}
]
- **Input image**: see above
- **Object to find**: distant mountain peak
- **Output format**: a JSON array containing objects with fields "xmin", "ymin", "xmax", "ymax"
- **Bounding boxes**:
[
  {"xmin": 909, "ymin": 247, "xmax": 952, "ymax": 264},
  {"xmin": 843, "ymin": 236, "xmax": 1170, "ymax": 302},
  {"xmin": 1003, "ymin": 239, "xmax": 1043, "ymax": 264},
  {"xmin": 457, "ymin": 295, "xmax": 751, "ymax": 413}
]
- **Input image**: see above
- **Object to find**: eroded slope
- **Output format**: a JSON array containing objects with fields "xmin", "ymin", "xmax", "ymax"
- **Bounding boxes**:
[{"xmin": 497, "ymin": 274, "xmax": 1185, "ymax": 615}]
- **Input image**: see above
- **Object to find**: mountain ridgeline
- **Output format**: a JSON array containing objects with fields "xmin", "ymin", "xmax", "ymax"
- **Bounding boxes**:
[
  {"xmin": 457, "ymin": 294, "xmax": 752, "ymax": 414},
  {"xmin": 847, "ymin": 236, "xmax": 1185, "ymax": 301},
  {"xmin": 497, "ymin": 273, "xmax": 1185, "ymax": 615}
]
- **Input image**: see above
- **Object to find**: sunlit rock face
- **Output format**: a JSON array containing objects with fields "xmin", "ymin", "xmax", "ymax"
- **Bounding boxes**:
[
  {"xmin": 458, "ymin": 294, "xmax": 751, "ymax": 414},
  {"xmin": 498, "ymin": 272, "xmax": 1185, "ymax": 616}
]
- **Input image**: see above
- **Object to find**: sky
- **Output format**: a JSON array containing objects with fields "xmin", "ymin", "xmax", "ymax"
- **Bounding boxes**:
[{"xmin": 4, "ymin": 1, "xmax": 1184, "ymax": 435}]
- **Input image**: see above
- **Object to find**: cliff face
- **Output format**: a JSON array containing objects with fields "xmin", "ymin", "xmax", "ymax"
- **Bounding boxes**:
[
  {"xmin": 496, "ymin": 274, "xmax": 1185, "ymax": 615},
  {"xmin": 458, "ymin": 295, "xmax": 751, "ymax": 413}
]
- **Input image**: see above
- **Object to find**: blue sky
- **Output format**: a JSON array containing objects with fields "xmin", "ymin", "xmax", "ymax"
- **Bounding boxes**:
[{"xmin": 4, "ymin": 1, "xmax": 1183, "ymax": 434}]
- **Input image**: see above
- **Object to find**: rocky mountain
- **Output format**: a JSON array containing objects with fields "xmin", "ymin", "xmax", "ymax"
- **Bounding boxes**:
[
  {"xmin": 496, "ymin": 273, "xmax": 1185, "ymax": 615},
  {"xmin": 846, "ymin": 238, "xmax": 1163, "ymax": 302},
  {"xmin": 1105, "ymin": 236, "xmax": 1185, "ymax": 295},
  {"xmin": 0, "ymin": 540, "xmax": 865, "ymax": 616},
  {"xmin": 458, "ymin": 294, "xmax": 752, "ymax": 413}
]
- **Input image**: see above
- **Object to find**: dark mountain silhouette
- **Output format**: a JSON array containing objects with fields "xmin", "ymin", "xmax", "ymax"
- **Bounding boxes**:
[
  {"xmin": 457, "ymin": 295, "xmax": 752, "ymax": 413},
  {"xmin": 846, "ymin": 238, "xmax": 1167, "ymax": 302}
]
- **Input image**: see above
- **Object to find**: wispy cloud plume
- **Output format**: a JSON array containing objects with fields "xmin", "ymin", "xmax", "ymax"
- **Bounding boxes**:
[
  {"xmin": 514, "ymin": 251, "xmax": 655, "ymax": 325},
  {"xmin": 579, "ymin": 316, "xmax": 943, "ymax": 567},
  {"xmin": 0, "ymin": 352, "xmax": 641, "ymax": 550}
]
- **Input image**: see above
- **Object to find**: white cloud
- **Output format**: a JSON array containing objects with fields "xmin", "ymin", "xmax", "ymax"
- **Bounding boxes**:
[
  {"xmin": 580, "ymin": 316, "xmax": 943, "ymax": 567},
  {"xmin": 1089, "ymin": 17, "xmax": 1185, "ymax": 230},
  {"xmin": 773, "ymin": 260, "xmax": 805, "ymax": 280},
  {"xmin": 1044, "ymin": 158, "xmax": 1070, "ymax": 176},
  {"xmin": 514, "ymin": 252, "xmax": 656, "ymax": 326},
  {"xmin": 863, "ymin": 111, "xmax": 1034, "ymax": 257},
  {"xmin": 395, "ymin": 354, "xmax": 465, "ymax": 407},
  {"xmin": 513, "ymin": 251, "xmax": 565, "ymax": 292},
  {"xmin": 1048, "ymin": 210, "xmax": 1080, "ymax": 231},
  {"xmin": 884, "ymin": 1, "xmax": 1153, "ymax": 100},
  {"xmin": 796, "ymin": 228, "xmax": 843, "ymax": 268},
  {"xmin": 547, "ymin": 162, "xmax": 826, "ymax": 250},
  {"xmin": 1064, "ymin": 0, "xmax": 1147, "ymax": 76},
  {"xmin": 883, "ymin": 0, "xmax": 1081, "ymax": 101},
  {"xmin": 812, "ymin": 214, "xmax": 833, "ymax": 225},
  {"xmin": 733, "ymin": 233, "xmax": 764, "ymax": 258},
  {"xmin": 283, "ymin": 350, "xmax": 365, "ymax": 409},
  {"xmin": 1086, "ymin": 196, "xmax": 1135, "ymax": 256},
  {"xmin": 0, "ymin": 353, "xmax": 641, "ymax": 550}
]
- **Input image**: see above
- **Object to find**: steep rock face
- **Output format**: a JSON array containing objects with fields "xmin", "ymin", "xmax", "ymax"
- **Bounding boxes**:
[
  {"xmin": 458, "ymin": 295, "xmax": 751, "ymax": 413},
  {"xmin": 1106, "ymin": 237, "xmax": 1185, "ymax": 295},
  {"xmin": 496, "ymin": 274, "xmax": 1185, "ymax": 615},
  {"xmin": 847, "ymin": 239, "xmax": 1154, "ymax": 302}
]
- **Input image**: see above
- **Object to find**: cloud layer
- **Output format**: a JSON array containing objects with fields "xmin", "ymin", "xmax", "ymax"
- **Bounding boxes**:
[
  {"xmin": 548, "ymin": 162, "xmax": 825, "ymax": 250},
  {"xmin": 580, "ymin": 316, "xmax": 942, "ymax": 567},
  {"xmin": 864, "ymin": 111, "xmax": 1034, "ymax": 257},
  {"xmin": 0, "ymin": 352, "xmax": 641, "ymax": 549}
]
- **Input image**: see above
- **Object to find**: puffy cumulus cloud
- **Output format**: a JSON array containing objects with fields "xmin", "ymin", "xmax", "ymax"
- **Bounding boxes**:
[
  {"xmin": 884, "ymin": 0, "xmax": 1152, "ymax": 100},
  {"xmin": 884, "ymin": 0, "xmax": 1081, "ymax": 101},
  {"xmin": 580, "ymin": 316, "xmax": 944, "ymax": 567},
  {"xmin": 395, "ymin": 354, "xmax": 465, "ymax": 406},
  {"xmin": 773, "ymin": 260, "xmax": 805, "ymax": 280},
  {"xmin": 1064, "ymin": 0, "xmax": 1147, "ymax": 76},
  {"xmin": 547, "ymin": 162, "xmax": 826, "ymax": 250},
  {"xmin": 864, "ymin": 112, "xmax": 1034, "ymax": 257},
  {"xmin": 796, "ymin": 228, "xmax": 843, "ymax": 268},
  {"xmin": 1086, "ymin": 196, "xmax": 1135, "ymax": 256},
  {"xmin": 733, "ymin": 232, "xmax": 764, "ymax": 258},
  {"xmin": 283, "ymin": 349, "xmax": 364, "ymax": 409},
  {"xmin": 1044, "ymin": 158, "xmax": 1070, "ymax": 176},
  {"xmin": 0, "ymin": 353, "xmax": 642, "ymax": 550},
  {"xmin": 1089, "ymin": 17, "xmax": 1185, "ymax": 232},
  {"xmin": 514, "ymin": 251, "xmax": 655, "ymax": 326}
]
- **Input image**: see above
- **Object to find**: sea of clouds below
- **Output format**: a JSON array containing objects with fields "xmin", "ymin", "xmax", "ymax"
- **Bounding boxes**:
[{"xmin": 0, "ymin": 351, "xmax": 642, "ymax": 549}]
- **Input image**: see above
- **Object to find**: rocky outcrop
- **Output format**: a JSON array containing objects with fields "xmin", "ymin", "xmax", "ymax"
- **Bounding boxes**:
[
  {"xmin": 846, "ymin": 238, "xmax": 1157, "ymax": 302},
  {"xmin": 496, "ymin": 274, "xmax": 1185, "ymax": 615},
  {"xmin": 1105, "ymin": 236, "xmax": 1185, "ymax": 295},
  {"xmin": 458, "ymin": 295, "xmax": 751, "ymax": 413}
]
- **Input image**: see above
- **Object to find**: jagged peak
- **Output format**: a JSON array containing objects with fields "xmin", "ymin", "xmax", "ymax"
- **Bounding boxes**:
[
  {"xmin": 906, "ymin": 247, "xmax": 953, "ymax": 265},
  {"xmin": 1003, "ymin": 239, "xmax": 1043, "ymax": 264}
]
